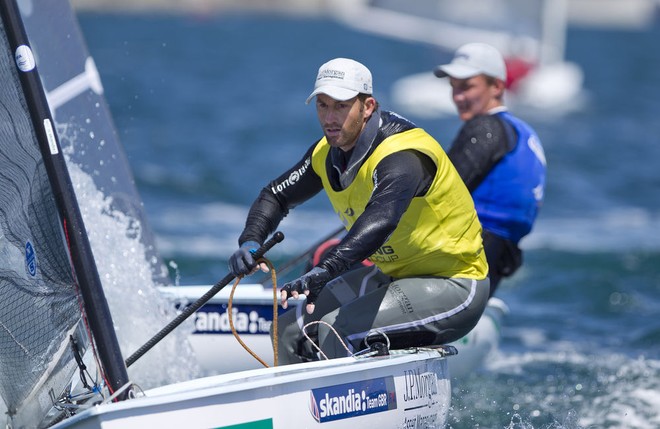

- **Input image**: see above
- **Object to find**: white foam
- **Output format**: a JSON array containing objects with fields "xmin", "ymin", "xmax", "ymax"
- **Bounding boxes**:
[
  {"xmin": 484, "ymin": 349, "xmax": 660, "ymax": 428},
  {"xmin": 68, "ymin": 162, "xmax": 203, "ymax": 388}
]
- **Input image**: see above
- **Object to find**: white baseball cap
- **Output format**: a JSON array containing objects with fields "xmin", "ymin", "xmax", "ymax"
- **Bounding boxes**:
[
  {"xmin": 305, "ymin": 58, "xmax": 373, "ymax": 104},
  {"xmin": 433, "ymin": 43, "xmax": 507, "ymax": 82}
]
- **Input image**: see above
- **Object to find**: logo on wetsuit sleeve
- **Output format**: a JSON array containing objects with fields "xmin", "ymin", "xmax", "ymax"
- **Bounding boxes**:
[{"xmin": 271, "ymin": 157, "xmax": 311, "ymax": 194}]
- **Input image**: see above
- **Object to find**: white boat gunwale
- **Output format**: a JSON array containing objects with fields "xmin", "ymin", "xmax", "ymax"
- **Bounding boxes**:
[{"xmin": 51, "ymin": 347, "xmax": 453, "ymax": 428}]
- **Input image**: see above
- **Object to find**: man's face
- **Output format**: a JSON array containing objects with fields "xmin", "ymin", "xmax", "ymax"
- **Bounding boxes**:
[
  {"xmin": 449, "ymin": 75, "xmax": 503, "ymax": 121},
  {"xmin": 315, "ymin": 93, "xmax": 375, "ymax": 152}
]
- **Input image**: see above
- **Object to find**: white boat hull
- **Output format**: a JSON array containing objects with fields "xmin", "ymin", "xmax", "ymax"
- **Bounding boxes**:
[
  {"xmin": 158, "ymin": 285, "xmax": 508, "ymax": 379},
  {"xmin": 51, "ymin": 348, "xmax": 452, "ymax": 428},
  {"xmin": 391, "ymin": 62, "xmax": 585, "ymax": 119}
]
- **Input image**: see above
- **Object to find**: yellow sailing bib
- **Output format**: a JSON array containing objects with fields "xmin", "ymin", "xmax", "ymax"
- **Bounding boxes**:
[{"xmin": 312, "ymin": 128, "xmax": 487, "ymax": 279}]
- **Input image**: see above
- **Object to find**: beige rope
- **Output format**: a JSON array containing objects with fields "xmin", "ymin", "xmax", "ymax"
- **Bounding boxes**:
[{"xmin": 228, "ymin": 257, "xmax": 279, "ymax": 367}]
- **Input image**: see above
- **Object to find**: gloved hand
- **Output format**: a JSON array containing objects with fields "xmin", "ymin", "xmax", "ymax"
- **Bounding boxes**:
[
  {"xmin": 280, "ymin": 266, "xmax": 332, "ymax": 314},
  {"xmin": 228, "ymin": 241, "xmax": 262, "ymax": 277}
]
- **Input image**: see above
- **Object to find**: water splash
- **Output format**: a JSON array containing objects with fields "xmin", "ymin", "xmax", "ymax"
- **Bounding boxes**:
[
  {"xmin": 448, "ymin": 348, "xmax": 660, "ymax": 428},
  {"xmin": 68, "ymin": 160, "xmax": 203, "ymax": 388}
]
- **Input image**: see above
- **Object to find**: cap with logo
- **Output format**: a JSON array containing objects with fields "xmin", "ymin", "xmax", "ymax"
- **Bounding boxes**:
[
  {"xmin": 306, "ymin": 58, "xmax": 373, "ymax": 104},
  {"xmin": 433, "ymin": 43, "xmax": 507, "ymax": 82}
]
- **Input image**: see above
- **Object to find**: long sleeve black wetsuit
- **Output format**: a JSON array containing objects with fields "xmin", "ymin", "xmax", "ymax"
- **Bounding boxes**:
[{"xmin": 238, "ymin": 110, "xmax": 436, "ymax": 279}]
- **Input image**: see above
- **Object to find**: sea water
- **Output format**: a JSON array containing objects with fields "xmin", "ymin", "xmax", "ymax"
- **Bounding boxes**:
[{"xmin": 76, "ymin": 11, "xmax": 660, "ymax": 428}]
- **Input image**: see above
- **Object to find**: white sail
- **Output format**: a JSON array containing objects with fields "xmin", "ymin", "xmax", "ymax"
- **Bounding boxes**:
[
  {"xmin": 18, "ymin": 0, "xmax": 170, "ymax": 287},
  {"xmin": 0, "ymin": 12, "xmax": 91, "ymax": 429}
]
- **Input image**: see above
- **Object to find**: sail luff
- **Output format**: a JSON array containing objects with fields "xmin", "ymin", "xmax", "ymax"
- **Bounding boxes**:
[{"xmin": 0, "ymin": 0, "xmax": 130, "ymax": 400}]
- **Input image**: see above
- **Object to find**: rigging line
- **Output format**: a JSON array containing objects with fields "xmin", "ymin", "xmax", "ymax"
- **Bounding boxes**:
[
  {"xmin": 69, "ymin": 335, "xmax": 90, "ymax": 390},
  {"xmin": 63, "ymin": 218, "xmax": 112, "ymax": 397},
  {"xmin": 101, "ymin": 381, "xmax": 136, "ymax": 404},
  {"xmin": 301, "ymin": 323, "xmax": 396, "ymax": 361},
  {"xmin": 1, "ymin": 0, "xmax": 131, "ymax": 399},
  {"xmin": 302, "ymin": 320, "xmax": 353, "ymax": 361},
  {"xmin": 228, "ymin": 257, "xmax": 278, "ymax": 368},
  {"xmin": 271, "ymin": 263, "xmax": 279, "ymax": 367}
]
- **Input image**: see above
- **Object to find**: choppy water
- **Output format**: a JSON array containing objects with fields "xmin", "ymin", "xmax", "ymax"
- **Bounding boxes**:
[{"xmin": 76, "ymin": 11, "xmax": 660, "ymax": 428}]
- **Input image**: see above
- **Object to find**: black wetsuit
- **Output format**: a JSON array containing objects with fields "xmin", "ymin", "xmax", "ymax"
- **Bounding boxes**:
[
  {"xmin": 237, "ymin": 109, "xmax": 489, "ymax": 362},
  {"xmin": 238, "ymin": 110, "xmax": 435, "ymax": 279},
  {"xmin": 448, "ymin": 113, "xmax": 523, "ymax": 296}
]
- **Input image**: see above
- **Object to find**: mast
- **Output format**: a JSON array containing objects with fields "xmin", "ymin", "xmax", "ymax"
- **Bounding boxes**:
[
  {"xmin": 0, "ymin": 0, "xmax": 130, "ymax": 399},
  {"xmin": 540, "ymin": 0, "xmax": 568, "ymax": 65}
]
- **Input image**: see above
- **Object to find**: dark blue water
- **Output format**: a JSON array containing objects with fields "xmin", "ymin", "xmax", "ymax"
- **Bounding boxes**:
[{"xmin": 78, "ymin": 12, "xmax": 660, "ymax": 428}]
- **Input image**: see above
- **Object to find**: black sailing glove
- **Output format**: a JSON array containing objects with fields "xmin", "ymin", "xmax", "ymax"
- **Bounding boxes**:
[
  {"xmin": 279, "ymin": 266, "xmax": 332, "ymax": 314},
  {"xmin": 228, "ymin": 241, "xmax": 260, "ymax": 277}
]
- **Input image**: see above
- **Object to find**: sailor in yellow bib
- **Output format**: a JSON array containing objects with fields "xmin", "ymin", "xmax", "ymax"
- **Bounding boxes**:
[
  {"xmin": 228, "ymin": 58, "xmax": 490, "ymax": 363},
  {"xmin": 312, "ymin": 127, "xmax": 486, "ymax": 280}
]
